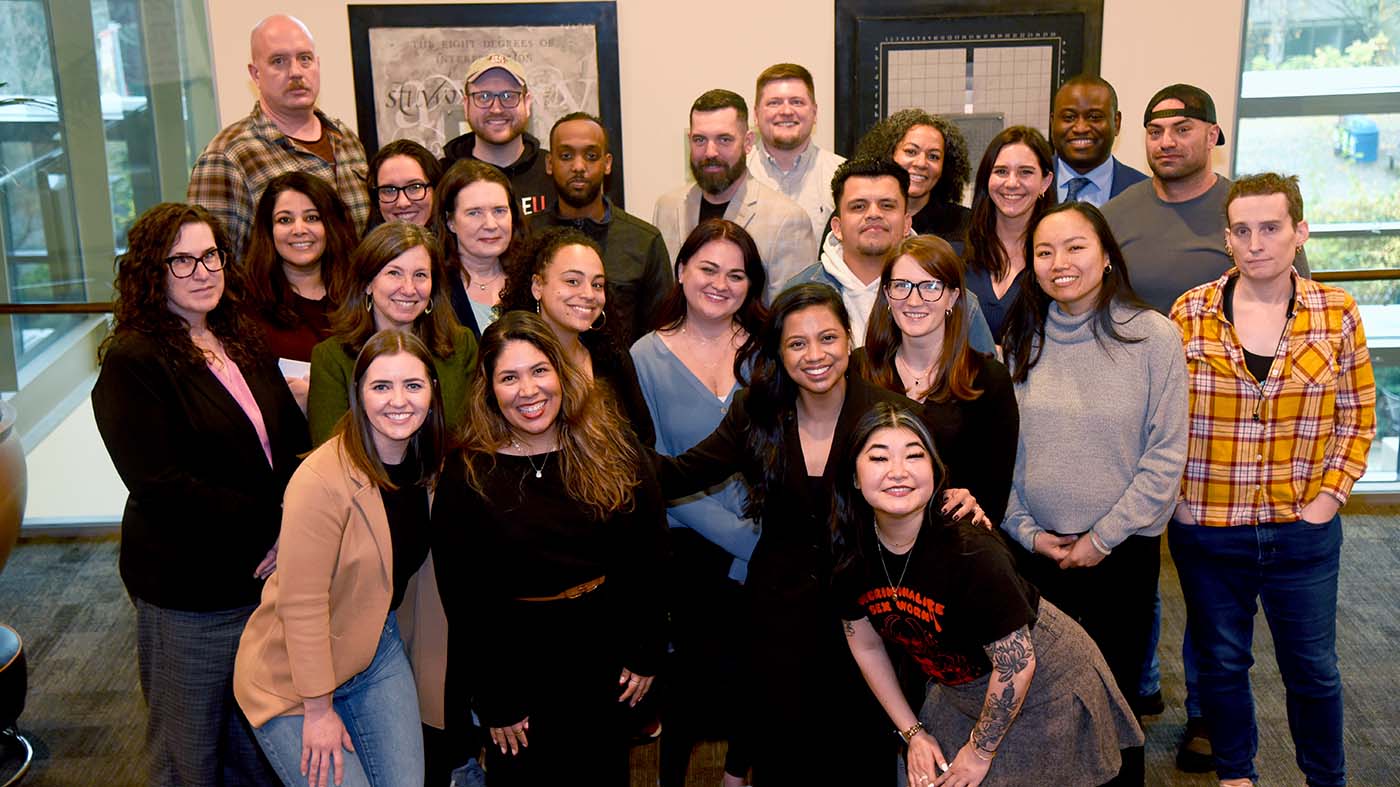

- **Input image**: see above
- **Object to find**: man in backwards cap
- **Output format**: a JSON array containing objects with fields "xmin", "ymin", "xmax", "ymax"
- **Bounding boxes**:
[{"xmin": 441, "ymin": 53, "xmax": 556, "ymax": 215}]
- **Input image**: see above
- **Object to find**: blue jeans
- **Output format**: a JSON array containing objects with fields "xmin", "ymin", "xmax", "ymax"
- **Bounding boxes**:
[
  {"xmin": 1139, "ymin": 591, "xmax": 1203, "ymax": 719},
  {"xmin": 1169, "ymin": 516, "xmax": 1345, "ymax": 786},
  {"xmin": 253, "ymin": 614, "xmax": 424, "ymax": 787}
]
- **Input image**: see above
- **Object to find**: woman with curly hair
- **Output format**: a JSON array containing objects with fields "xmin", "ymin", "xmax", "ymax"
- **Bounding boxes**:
[
  {"xmin": 243, "ymin": 172, "xmax": 358, "ymax": 411},
  {"xmin": 92, "ymin": 202, "xmax": 309, "ymax": 784},
  {"xmin": 368, "ymin": 138, "xmax": 442, "ymax": 231},
  {"xmin": 437, "ymin": 159, "xmax": 528, "ymax": 337},
  {"xmin": 431, "ymin": 311, "xmax": 667, "ymax": 786},
  {"xmin": 856, "ymin": 109, "xmax": 972, "ymax": 244},
  {"xmin": 499, "ymin": 225, "xmax": 653, "ymax": 445},
  {"xmin": 962, "ymin": 126, "xmax": 1056, "ymax": 344},
  {"xmin": 307, "ymin": 221, "xmax": 477, "ymax": 444}
]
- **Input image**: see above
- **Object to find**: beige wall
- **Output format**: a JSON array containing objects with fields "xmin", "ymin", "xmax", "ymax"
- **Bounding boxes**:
[{"xmin": 207, "ymin": 0, "xmax": 1244, "ymax": 215}]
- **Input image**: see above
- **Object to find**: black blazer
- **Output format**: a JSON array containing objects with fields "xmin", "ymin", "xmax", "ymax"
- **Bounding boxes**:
[{"xmin": 92, "ymin": 332, "xmax": 309, "ymax": 611}]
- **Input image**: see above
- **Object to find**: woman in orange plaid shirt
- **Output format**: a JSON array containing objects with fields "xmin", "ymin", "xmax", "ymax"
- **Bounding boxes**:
[{"xmin": 1168, "ymin": 173, "xmax": 1375, "ymax": 787}]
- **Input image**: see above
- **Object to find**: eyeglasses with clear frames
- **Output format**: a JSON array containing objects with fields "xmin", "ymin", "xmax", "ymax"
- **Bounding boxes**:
[
  {"xmin": 884, "ymin": 278, "xmax": 947, "ymax": 302},
  {"xmin": 165, "ymin": 248, "xmax": 226, "ymax": 279},
  {"xmin": 468, "ymin": 90, "xmax": 523, "ymax": 109},
  {"xmin": 376, "ymin": 182, "xmax": 430, "ymax": 204}
]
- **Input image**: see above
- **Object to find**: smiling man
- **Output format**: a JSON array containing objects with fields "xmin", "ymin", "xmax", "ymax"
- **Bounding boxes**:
[
  {"xmin": 746, "ymin": 63, "xmax": 846, "ymax": 240},
  {"xmin": 528, "ymin": 112, "xmax": 672, "ymax": 345},
  {"xmin": 187, "ymin": 14, "xmax": 369, "ymax": 257},
  {"xmin": 653, "ymin": 89, "xmax": 815, "ymax": 303},
  {"xmin": 440, "ymin": 53, "xmax": 555, "ymax": 216},
  {"xmin": 1049, "ymin": 75, "xmax": 1146, "ymax": 206}
]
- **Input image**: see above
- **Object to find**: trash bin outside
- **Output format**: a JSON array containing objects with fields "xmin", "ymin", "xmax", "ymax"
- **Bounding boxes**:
[{"xmin": 1334, "ymin": 115, "xmax": 1380, "ymax": 163}]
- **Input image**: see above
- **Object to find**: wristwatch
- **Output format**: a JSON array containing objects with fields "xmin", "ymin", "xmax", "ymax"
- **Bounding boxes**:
[{"xmin": 897, "ymin": 721, "xmax": 925, "ymax": 744}]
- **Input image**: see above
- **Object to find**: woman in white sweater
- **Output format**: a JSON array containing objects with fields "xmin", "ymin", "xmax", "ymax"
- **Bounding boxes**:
[{"xmin": 999, "ymin": 201, "xmax": 1188, "ymax": 786}]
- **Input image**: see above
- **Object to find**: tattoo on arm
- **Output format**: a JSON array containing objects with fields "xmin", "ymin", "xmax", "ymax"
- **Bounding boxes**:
[
  {"xmin": 972, "ymin": 626, "xmax": 1033, "ymax": 754},
  {"xmin": 844, "ymin": 620, "xmax": 855, "ymax": 637}
]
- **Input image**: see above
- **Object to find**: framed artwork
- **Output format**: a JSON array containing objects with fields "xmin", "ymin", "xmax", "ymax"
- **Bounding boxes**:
[
  {"xmin": 348, "ymin": 2, "xmax": 626, "ymax": 206},
  {"xmin": 834, "ymin": 0, "xmax": 1104, "ymax": 156}
]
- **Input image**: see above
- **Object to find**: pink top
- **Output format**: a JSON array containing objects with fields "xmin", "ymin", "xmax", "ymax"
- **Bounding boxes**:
[{"xmin": 208, "ymin": 352, "xmax": 273, "ymax": 467}]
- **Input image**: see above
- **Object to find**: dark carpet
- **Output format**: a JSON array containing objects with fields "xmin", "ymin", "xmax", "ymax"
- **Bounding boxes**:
[{"xmin": 1, "ymin": 502, "xmax": 1396, "ymax": 786}]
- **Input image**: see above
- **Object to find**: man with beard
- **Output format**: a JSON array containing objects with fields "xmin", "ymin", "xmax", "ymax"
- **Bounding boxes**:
[
  {"xmin": 746, "ymin": 63, "xmax": 846, "ymax": 241},
  {"xmin": 187, "ymin": 14, "xmax": 368, "ymax": 257},
  {"xmin": 528, "ymin": 112, "xmax": 672, "ymax": 345},
  {"xmin": 653, "ymin": 89, "xmax": 815, "ymax": 303},
  {"xmin": 1050, "ymin": 75, "xmax": 1146, "ymax": 207},
  {"xmin": 440, "ymin": 53, "xmax": 555, "ymax": 216}
]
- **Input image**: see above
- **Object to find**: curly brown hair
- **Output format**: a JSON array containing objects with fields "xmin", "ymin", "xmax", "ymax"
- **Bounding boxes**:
[
  {"xmin": 855, "ymin": 109, "xmax": 971, "ymax": 206},
  {"xmin": 456, "ymin": 310, "xmax": 638, "ymax": 519},
  {"xmin": 100, "ymin": 202, "xmax": 264, "ymax": 371}
]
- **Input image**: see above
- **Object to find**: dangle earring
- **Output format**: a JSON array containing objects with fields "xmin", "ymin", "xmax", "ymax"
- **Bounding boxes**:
[
  {"xmin": 1296, "ymin": 245, "xmax": 1304, "ymax": 254},
  {"xmin": 535, "ymin": 300, "xmax": 541, "ymax": 314}
]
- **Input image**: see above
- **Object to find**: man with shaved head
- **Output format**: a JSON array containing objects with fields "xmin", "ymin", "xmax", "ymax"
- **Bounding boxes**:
[{"xmin": 187, "ymin": 14, "xmax": 369, "ymax": 256}]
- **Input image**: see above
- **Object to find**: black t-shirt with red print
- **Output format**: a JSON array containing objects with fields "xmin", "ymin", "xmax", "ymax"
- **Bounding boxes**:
[{"xmin": 838, "ymin": 520, "xmax": 1039, "ymax": 686}]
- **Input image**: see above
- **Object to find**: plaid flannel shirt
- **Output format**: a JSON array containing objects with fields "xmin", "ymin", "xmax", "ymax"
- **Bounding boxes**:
[
  {"xmin": 1170, "ymin": 268, "xmax": 1376, "ymax": 526},
  {"xmin": 186, "ymin": 103, "xmax": 369, "ymax": 258}
]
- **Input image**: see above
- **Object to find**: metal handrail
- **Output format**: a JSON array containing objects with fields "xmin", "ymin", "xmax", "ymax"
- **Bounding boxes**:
[{"xmin": 0, "ymin": 303, "xmax": 112, "ymax": 314}]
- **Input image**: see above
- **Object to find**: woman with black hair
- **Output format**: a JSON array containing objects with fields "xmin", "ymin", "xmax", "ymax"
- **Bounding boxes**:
[
  {"xmin": 833, "ymin": 402, "xmax": 1141, "ymax": 787},
  {"xmin": 657, "ymin": 283, "xmax": 939, "ymax": 785},
  {"xmin": 368, "ymin": 139, "xmax": 443, "ymax": 231},
  {"xmin": 999, "ymin": 201, "xmax": 1188, "ymax": 786}
]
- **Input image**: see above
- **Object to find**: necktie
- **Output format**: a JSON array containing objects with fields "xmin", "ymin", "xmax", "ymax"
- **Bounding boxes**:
[{"xmin": 1065, "ymin": 176, "xmax": 1092, "ymax": 203}]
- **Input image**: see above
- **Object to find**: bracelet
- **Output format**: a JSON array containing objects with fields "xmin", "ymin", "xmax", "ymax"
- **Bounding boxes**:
[
  {"xmin": 968, "ymin": 732, "xmax": 996, "ymax": 761},
  {"xmin": 1088, "ymin": 531, "xmax": 1112, "ymax": 556},
  {"xmin": 898, "ymin": 722, "xmax": 925, "ymax": 744}
]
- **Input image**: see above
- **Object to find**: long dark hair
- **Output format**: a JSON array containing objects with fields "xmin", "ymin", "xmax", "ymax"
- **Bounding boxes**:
[
  {"xmin": 244, "ymin": 172, "xmax": 358, "ymax": 327},
  {"xmin": 854, "ymin": 109, "xmax": 971, "ymax": 206},
  {"xmin": 457, "ymin": 310, "xmax": 639, "ymax": 518},
  {"xmin": 652, "ymin": 218, "xmax": 769, "ymax": 380},
  {"xmin": 740, "ymin": 284, "xmax": 852, "ymax": 523},
  {"xmin": 1001, "ymin": 201, "xmax": 1152, "ymax": 384},
  {"xmin": 436, "ymin": 158, "xmax": 527, "ymax": 281},
  {"xmin": 368, "ymin": 139, "xmax": 444, "ymax": 231},
  {"xmin": 830, "ymin": 402, "xmax": 949, "ymax": 574},
  {"xmin": 336, "ymin": 329, "xmax": 447, "ymax": 490},
  {"xmin": 964, "ymin": 126, "xmax": 1056, "ymax": 281},
  {"xmin": 101, "ymin": 203, "xmax": 263, "ymax": 371},
  {"xmin": 863, "ymin": 235, "xmax": 983, "ymax": 403},
  {"xmin": 328, "ymin": 222, "xmax": 462, "ymax": 359},
  {"xmin": 498, "ymin": 226, "xmax": 627, "ymax": 354}
]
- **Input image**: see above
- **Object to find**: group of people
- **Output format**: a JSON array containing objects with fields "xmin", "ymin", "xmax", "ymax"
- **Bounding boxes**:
[{"xmin": 88, "ymin": 12, "xmax": 1375, "ymax": 787}]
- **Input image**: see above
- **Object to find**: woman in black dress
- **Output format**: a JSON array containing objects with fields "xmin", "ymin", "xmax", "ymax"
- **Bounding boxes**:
[
  {"xmin": 658, "ymin": 283, "xmax": 945, "ymax": 785},
  {"xmin": 431, "ymin": 311, "xmax": 667, "ymax": 786},
  {"xmin": 833, "ymin": 403, "xmax": 1141, "ymax": 787}
]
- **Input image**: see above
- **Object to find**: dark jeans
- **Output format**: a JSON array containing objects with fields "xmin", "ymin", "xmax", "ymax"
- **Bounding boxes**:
[{"xmin": 1169, "ymin": 516, "xmax": 1345, "ymax": 786}]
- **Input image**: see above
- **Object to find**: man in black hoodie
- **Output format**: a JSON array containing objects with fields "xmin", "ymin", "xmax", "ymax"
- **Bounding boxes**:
[{"xmin": 440, "ymin": 53, "xmax": 555, "ymax": 217}]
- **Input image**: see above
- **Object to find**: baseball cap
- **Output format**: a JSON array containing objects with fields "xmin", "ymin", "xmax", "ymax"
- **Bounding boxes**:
[
  {"xmin": 464, "ymin": 53, "xmax": 527, "ymax": 88},
  {"xmin": 1144, "ymin": 83, "xmax": 1224, "ymax": 145}
]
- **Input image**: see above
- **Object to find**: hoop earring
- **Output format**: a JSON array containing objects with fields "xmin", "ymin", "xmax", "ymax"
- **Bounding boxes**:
[
  {"xmin": 364, "ymin": 293, "xmax": 373, "ymax": 312},
  {"xmin": 1104, "ymin": 263, "xmax": 1112, "ymax": 274},
  {"xmin": 590, "ymin": 310, "xmax": 608, "ymax": 331},
  {"xmin": 424, "ymin": 299, "xmax": 433, "ymax": 315}
]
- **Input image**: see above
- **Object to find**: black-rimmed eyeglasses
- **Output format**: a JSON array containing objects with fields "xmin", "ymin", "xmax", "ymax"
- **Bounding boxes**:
[
  {"xmin": 376, "ymin": 182, "xmax": 430, "ymax": 203},
  {"xmin": 165, "ymin": 248, "xmax": 226, "ymax": 278},
  {"xmin": 884, "ymin": 279, "xmax": 946, "ymax": 302},
  {"xmin": 468, "ymin": 90, "xmax": 523, "ymax": 108}
]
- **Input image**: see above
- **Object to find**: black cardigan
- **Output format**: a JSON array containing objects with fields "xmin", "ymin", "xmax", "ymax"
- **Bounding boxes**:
[{"xmin": 92, "ymin": 332, "xmax": 309, "ymax": 611}]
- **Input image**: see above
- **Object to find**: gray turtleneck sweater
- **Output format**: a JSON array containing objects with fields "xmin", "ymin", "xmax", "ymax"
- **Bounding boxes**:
[{"xmin": 1001, "ymin": 300, "xmax": 1188, "ymax": 551}]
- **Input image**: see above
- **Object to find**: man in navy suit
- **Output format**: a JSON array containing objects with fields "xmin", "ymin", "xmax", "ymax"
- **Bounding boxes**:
[{"xmin": 1050, "ymin": 75, "xmax": 1147, "ymax": 206}]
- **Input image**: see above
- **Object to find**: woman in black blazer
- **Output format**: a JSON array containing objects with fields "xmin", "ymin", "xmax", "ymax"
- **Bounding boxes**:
[
  {"xmin": 657, "ymin": 284, "xmax": 945, "ymax": 786},
  {"xmin": 92, "ymin": 202, "xmax": 308, "ymax": 785}
]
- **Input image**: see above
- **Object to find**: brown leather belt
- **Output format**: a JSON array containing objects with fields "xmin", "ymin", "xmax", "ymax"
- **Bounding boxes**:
[{"xmin": 516, "ymin": 575, "xmax": 606, "ymax": 602}]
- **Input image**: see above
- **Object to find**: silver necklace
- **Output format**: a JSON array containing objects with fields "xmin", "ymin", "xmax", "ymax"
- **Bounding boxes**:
[
  {"xmin": 873, "ymin": 524, "xmax": 917, "ymax": 590},
  {"xmin": 511, "ymin": 438, "xmax": 549, "ymax": 478}
]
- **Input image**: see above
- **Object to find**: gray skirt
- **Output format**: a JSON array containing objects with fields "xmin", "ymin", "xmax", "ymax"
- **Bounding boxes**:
[{"xmin": 917, "ymin": 599, "xmax": 1143, "ymax": 787}]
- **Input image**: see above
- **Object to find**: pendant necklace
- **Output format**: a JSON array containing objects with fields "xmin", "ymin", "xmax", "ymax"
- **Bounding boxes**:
[
  {"xmin": 874, "ymin": 523, "xmax": 917, "ymax": 590},
  {"xmin": 511, "ymin": 438, "xmax": 549, "ymax": 479}
]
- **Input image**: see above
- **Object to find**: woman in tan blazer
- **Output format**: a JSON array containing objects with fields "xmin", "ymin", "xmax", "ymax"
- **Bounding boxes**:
[{"xmin": 235, "ymin": 329, "xmax": 448, "ymax": 787}]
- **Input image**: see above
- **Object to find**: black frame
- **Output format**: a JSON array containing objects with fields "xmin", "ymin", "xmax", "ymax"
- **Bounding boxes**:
[
  {"xmin": 834, "ymin": 0, "xmax": 1104, "ymax": 155},
  {"xmin": 347, "ymin": 3, "xmax": 626, "ymax": 206}
]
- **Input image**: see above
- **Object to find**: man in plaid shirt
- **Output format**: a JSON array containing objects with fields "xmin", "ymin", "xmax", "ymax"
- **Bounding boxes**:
[
  {"xmin": 187, "ymin": 15, "xmax": 368, "ymax": 258},
  {"xmin": 1168, "ymin": 173, "xmax": 1375, "ymax": 787}
]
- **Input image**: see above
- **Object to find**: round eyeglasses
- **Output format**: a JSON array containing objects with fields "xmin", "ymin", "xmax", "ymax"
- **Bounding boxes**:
[
  {"xmin": 165, "ymin": 248, "xmax": 226, "ymax": 278},
  {"xmin": 376, "ymin": 182, "xmax": 430, "ymax": 204},
  {"xmin": 468, "ymin": 90, "xmax": 523, "ymax": 109},
  {"xmin": 884, "ymin": 278, "xmax": 947, "ymax": 302}
]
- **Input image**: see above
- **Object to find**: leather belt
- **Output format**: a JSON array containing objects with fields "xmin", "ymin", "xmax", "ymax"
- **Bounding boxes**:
[{"xmin": 516, "ymin": 575, "xmax": 606, "ymax": 602}]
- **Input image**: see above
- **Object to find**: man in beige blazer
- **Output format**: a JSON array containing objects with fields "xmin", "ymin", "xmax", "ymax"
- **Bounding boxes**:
[{"xmin": 652, "ymin": 89, "xmax": 817, "ymax": 304}]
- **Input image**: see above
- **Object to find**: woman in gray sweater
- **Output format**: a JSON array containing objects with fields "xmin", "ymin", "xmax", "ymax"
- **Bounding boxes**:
[{"xmin": 999, "ymin": 201, "xmax": 1187, "ymax": 786}]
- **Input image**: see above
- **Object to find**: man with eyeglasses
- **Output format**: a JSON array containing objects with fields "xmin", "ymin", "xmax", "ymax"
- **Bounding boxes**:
[
  {"xmin": 187, "ymin": 14, "xmax": 369, "ymax": 258},
  {"xmin": 440, "ymin": 53, "xmax": 555, "ymax": 216},
  {"xmin": 784, "ymin": 158, "xmax": 994, "ymax": 351}
]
